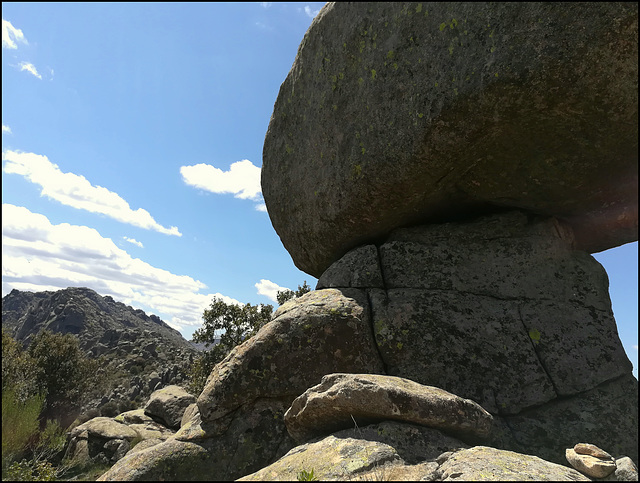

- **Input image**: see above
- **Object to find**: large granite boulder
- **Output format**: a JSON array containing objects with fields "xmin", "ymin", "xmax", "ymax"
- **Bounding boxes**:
[
  {"xmin": 197, "ymin": 289, "xmax": 384, "ymax": 422},
  {"xmin": 262, "ymin": 2, "xmax": 638, "ymax": 277},
  {"xmin": 284, "ymin": 373, "xmax": 492, "ymax": 443}
]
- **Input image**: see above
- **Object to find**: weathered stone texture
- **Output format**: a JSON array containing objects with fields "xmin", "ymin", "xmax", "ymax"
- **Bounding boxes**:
[
  {"xmin": 284, "ymin": 373, "xmax": 492, "ymax": 443},
  {"xmin": 262, "ymin": 2, "xmax": 638, "ymax": 277},
  {"xmin": 144, "ymin": 385, "xmax": 196, "ymax": 429},
  {"xmin": 197, "ymin": 288, "xmax": 384, "ymax": 422}
]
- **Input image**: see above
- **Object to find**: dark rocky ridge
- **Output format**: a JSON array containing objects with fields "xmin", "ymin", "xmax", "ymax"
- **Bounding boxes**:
[{"xmin": 2, "ymin": 287, "xmax": 198, "ymax": 413}]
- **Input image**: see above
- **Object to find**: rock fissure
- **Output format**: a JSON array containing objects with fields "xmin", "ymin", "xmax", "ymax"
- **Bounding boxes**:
[{"xmin": 516, "ymin": 302, "xmax": 559, "ymax": 397}]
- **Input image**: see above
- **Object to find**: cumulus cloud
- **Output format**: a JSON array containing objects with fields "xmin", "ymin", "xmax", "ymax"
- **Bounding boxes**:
[
  {"xmin": 123, "ymin": 237, "xmax": 143, "ymax": 248},
  {"xmin": 18, "ymin": 61, "xmax": 42, "ymax": 79},
  {"xmin": 3, "ymin": 150, "xmax": 181, "ymax": 236},
  {"xmin": 255, "ymin": 279, "xmax": 289, "ymax": 303},
  {"xmin": 180, "ymin": 159, "xmax": 265, "ymax": 210},
  {"xmin": 2, "ymin": 204, "xmax": 240, "ymax": 336},
  {"xmin": 2, "ymin": 19, "xmax": 27, "ymax": 49},
  {"xmin": 2, "ymin": 125, "xmax": 11, "ymax": 135},
  {"xmin": 304, "ymin": 6, "xmax": 321, "ymax": 19}
]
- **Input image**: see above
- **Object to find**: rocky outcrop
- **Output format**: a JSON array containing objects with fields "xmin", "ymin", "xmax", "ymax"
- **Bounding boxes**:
[
  {"xmin": 240, "ymin": 425, "xmax": 593, "ymax": 481},
  {"xmin": 315, "ymin": 211, "xmax": 637, "ymax": 464},
  {"xmin": 144, "ymin": 385, "xmax": 196, "ymax": 429},
  {"xmin": 434, "ymin": 446, "xmax": 591, "ymax": 481},
  {"xmin": 240, "ymin": 421, "xmax": 470, "ymax": 481},
  {"xmin": 100, "ymin": 397, "xmax": 295, "ymax": 481},
  {"xmin": 284, "ymin": 373, "xmax": 492, "ymax": 443},
  {"xmin": 65, "ymin": 417, "xmax": 144, "ymax": 466},
  {"xmin": 197, "ymin": 289, "xmax": 384, "ymax": 421},
  {"xmin": 262, "ymin": 2, "xmax": 638, "ymax": 277}
]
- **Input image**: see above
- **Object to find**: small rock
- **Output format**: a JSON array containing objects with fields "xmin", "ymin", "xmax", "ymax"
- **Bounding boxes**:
[
  {"xmin": 574, "ymin": 443, "xmax": 613, "ymax": 460},
  {"xmin": 615, "ymin": 457, "xmax": 639, "ymax": 481},
  {"xmin": 566, "ymin": 448, "xmax": 616, "ymax": 478}
]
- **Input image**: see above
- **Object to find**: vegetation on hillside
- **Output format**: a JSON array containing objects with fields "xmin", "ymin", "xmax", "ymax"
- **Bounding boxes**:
[{"xmin": 1, "ymin": 328, "xmax": 99, "ymax": 480}]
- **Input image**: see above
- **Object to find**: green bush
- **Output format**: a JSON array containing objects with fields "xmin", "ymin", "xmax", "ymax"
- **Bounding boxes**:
[
  {"xmin": 100, "ymin": 401, "xmax": 119, "ymax": 418},
  {"xmin": 5, "ymin": 459, "xmax": 57, "ymax": 481},
  {"xmin": 2, "ymin": 388, "xmax": 45, "ymax": 475}
]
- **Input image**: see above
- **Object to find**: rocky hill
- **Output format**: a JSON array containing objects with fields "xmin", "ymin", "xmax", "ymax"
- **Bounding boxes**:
[{"xmin": 2, "ymin": 287, "xmax": 198, "ymax": 413}]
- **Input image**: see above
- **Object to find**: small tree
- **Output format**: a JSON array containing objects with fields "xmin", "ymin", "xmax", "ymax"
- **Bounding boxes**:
[
  {"xmin": 276, "ymin": 281, "xmax": 311, "ymax": 306},
  {"xmin": 27, "ymin": 330, "xmax": 100, "ymax": 418},
  {"xmin": 187, "ymin": 298, "xmax": 273, "ymax": 395}
]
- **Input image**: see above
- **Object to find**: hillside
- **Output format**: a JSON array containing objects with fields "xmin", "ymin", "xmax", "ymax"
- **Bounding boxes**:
[{"xmin": 2, "ymin": 287, "xmax": 198, "ymax": 413}]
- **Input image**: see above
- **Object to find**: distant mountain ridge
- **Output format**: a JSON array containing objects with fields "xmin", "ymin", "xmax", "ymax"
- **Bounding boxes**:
[
  {"xmin": 2, "ymin": 286, "xmax": 199, "ymax": 411},
  {"xmin": 2, "ymin": 287, "xmax": 188, "ymax": 348}
]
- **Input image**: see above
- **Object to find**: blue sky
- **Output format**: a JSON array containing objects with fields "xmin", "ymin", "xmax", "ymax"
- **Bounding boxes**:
[{"xmin": 1, "ymin": 3, "xmax": 637, "ymax": 377}]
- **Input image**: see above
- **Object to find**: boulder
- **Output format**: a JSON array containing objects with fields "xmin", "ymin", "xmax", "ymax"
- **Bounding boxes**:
[
  {"xmin": 566, "ymin": 447, "xmax": 616, "ymax": 479},
  {"xmin": 65, "ymin": 417, "xmax": 139, "ymax": 465},
  {"xmin": 239, "ymin": 421, "xmax": 469, "ymax": 481},
  {"xmin": 614, "ymin": 457, "xmax": 639, "ymax": 481},
  {"xmin": 197, "ymin": 289, "xmax": 385, "ymax": 422},
  {"xmin": 97, "ymin": 439, "xmax": 211, "ymax": 481},
  {"xmin": 144, "ymin": 385, "xmax": 196, "ymax": 429},
  {"xmin": 262, "ymin": 2, "xmax": 638, "ymax": 277},
  {"xmin": 284, "ymin": 373, "xmax": 492, "ymax": 443},
  {"xmin": 435, "ymin": 446, "xmax": 590, "ymax": 481},
  {"xmin": 100, "ymin": 397, "xmax": 296, "ymax": 481}
]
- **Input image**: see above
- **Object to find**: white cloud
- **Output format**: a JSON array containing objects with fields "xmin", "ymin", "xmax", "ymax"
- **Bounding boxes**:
[
  {"xmin": 260, "ymin": 2, "xmax": 272, "ymax": 8},
  {"xmin": 255, "ymin": 203, "xmax": 267, "ymax": 212},
  {"xmin": 180, "ymin": 159, "xmax": 265, "ymax": 210},
  {"xmin": 123, "ymin": 237, "xmax": 144, "ymax": 248},
  {"xmin": 3, "ymin": 150, "xmax": 182, "ymax": 236},
  {"xmin": 1, "ymin": 204, "xmax": 241, "ymax": 337},
  {"xmin": 255, "ymin": 279, "xmax": 289, "ymax": 303},
  {"xmin": 634, "ymin": 345, "xmax": 638, "ymax": 351},
  {"xmin": 304, "ymin": 6, "xmax": 320, "ymax": 19},
  {"xmin": 2, "ymin": 19, "xmax": 27, "ymax": 49},
  {"xmin": 2, "ymin": 125, "xmax": 11, "ymax": 135},
  {"xmin": 19, "ymin": 61, "xmax": 42, "ymax": 80}
]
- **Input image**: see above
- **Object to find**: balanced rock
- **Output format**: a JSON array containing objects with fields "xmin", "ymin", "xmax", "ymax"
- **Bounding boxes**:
[
  {"xmin": 284, "ymin": 373, "xmax": 492, "ymax": 443},
  {"xmin": 144, "ymin": 385, "xmax": 196, "ymax": 429},
  {"xmin": 197, "ymin": 289, "xmax": 384, "ymax": 422},
  {"xmin": 566, "ymin": 447, "xmax": 617, "ymax": 479},
  {"xmin": 262, "ymin": 2, "xmax": 638, "ymax": 277},
  {"xmin": 573, "ymin": 442, "xmax": 614, "ymax": 460}
]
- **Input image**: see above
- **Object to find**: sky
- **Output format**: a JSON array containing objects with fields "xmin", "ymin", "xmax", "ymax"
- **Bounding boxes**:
[{"xmin": 1, "ymin": 3, "xmax": 637, "ymax": 377}]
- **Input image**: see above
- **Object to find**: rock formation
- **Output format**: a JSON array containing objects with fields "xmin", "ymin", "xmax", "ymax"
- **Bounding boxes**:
[
  {"xmin": 284, "ymin": 373, "xmax": 493, "ymax": 443},
  {"xmin": 262, "ymin": 2, "xmax": 638, "ymax": 277},
  {"xmin": 99, "ymin": 1, "xmax": 638, "ymax": 480}
]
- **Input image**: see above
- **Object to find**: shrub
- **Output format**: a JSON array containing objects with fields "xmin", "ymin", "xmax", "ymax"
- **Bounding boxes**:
[
  {"xmin": 99, "ymin": 400, "xmax": 119, "ymax": 418},
  {"xmin": 2, "ymin": 388, "xmax": 45, "ymax": 475},
  {"xmin": 5, "ymin": 459, "xmax": 57, "ymax": 481}
]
